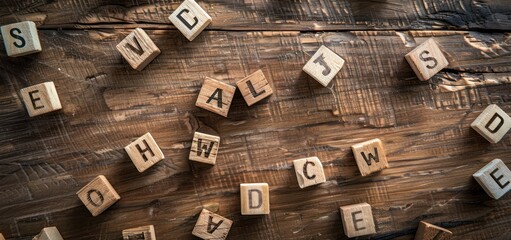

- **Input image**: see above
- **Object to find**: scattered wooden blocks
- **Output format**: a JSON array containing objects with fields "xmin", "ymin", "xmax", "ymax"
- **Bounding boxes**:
[
  {"xmin": 20, "ymin": 82, "xmax": 62, "ymax": 117},
  {"xmin": 122, "ymin": 225, "xmax": 156, "ymax": 240},
  {"xmin": 414, "ymin": 221, "xmax": 452, "ymax": 240},
  {"xmin": 195, "ymin": 77, "xmax": 236, "ymax": 117},
  {"xmin": 125, "ymin": 132, "xmax": 165, "ymax": 172},
  {"xmin": 76, "ymin": 175, "xmax": 121, "ymax": 216},
  {"xmin": 169, "ymin": 0, "xmax": 212, "ymax": 41},
  {"xmin": 236, "ymin": 70, "xmax": 273, "ymax": 106},
  {"xmin": 292, "ymin": 157, "xmax": 326, "ymax": 188},
  {"xmin": 240, "ymin": 183, "xmax": 270, "ymax": 215},
  {"xmin": 116, "ymin": 28, "xmax": 160, "ymax": 71},
  {"xmin": 192, "ymin": 209, "xmax": 233, "ymax": 240},
  {"xmin": 473, "ymin": 159, "xmax": 511, "ymax": 200},
  {"xmin": 471, "ymin": 104, "xmax": 511, "ymax": 144},
  {"xmin": 189, "ymin": 132, "xmax": 220, "ymax": 165},
  {"xmin": 405, "ymin": 38, "xmax": 449, "ymax": 81},
  {"xmin": 33, "ymin": 227, "xmax": 63, "ymax": 240},
  {"xmin": 1, "ymin": 21, "xmax": 42, "ymax": 57},
  {"xmin": 339, "ymin": 203, "xmax": 376, "ymax": 238},
  {"xmin": 351, "ymin": 138, "xmax": 389, "ymax": 176},
  {"xmin": 303, "ymin": 45, "xmax": 345, "ymax": 87}
]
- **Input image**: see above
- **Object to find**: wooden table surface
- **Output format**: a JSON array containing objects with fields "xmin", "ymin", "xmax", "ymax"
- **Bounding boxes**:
[{"xmin": 1, "ymin": 0, "xmax": 511, "ymax": 239}]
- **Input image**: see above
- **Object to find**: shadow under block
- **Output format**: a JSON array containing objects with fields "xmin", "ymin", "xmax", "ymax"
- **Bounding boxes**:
[
  {"xmin": 473, "ymin": 159, "xmax": 511, "ymax": 200},
  {"xmin": 351, "ymin": 138, "xmax": 389, "ymax": 176},
  {"xmin": 302, "ymin": 45, "xmax": 345, "ymax": 87},
  {"xmin": 339, "ymin": 203, "xmax": 376, "ymax": 238},
  {"xmin": 76, "ymin": 175, "xmax": 121, "ymax": 216},
  {"xmin": 192, "ymin": 209, "xmax": 233, "ymax": 240},
  {"xmin": 470, "ymin": 104, "xmax": 511, "ymax": 144},
  {"xmin": 292, "ymin": 157, "xmax": 326, "ymax": 188},
  {"xmin": 240, "ymin": 183, "xmax": 270, "ymax": 215},
  {"xmin": 414, "ymin": 221, "xmax": 452, "ymax": 240},
  {"xmin": 405, "ymin": 38, "xmax": 449, "ymax": 81},
  {"xmin": 33, "ymin": 227, "xmax": 63, "ymax": 240},
  {"xmin": 115, "ymin": 28, "xmax": 160, "ymax": 71},
  {"xmin": 1, "ymin": 21, "xmax": 41, "ymax": 57},
  {"xmin": 122, "ymin": 225, "xmax": 156, "ymax": 240},
  {"xmin": 189, "ymin": 132, "xmax": 220, "ymax": 165},
  {"xmin": 195, "ymin": 77, "xmax": 236, "ymax": 117},
  {"xmin": 20, "ymin": 82, "xmax": 62, "ymax": 117},
  {"xmin": 236, "ymin": 70, "xmax": 273, "ymax": 106},
  {"xmin": 125, "ymin": 132, "xmax": 165, "ymax": 172},
  {"xmin": 168, "ymin": 0, "xmax": 212, "ymax": 41}
]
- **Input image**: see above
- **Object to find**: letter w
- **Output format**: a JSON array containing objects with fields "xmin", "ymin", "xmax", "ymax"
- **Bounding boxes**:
[
  {"xmin": 197, "ymin": 139, "xmax": 215, "ymax": 158},
  {"xmin": 361, "ymin": 148, "xmax": 379, "ymax": 166}
]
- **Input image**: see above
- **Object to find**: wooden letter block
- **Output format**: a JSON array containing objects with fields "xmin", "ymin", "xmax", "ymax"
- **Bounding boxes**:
[
  {"xmin": 236, "ymin": 70, "xmax": 273, "ymax": 106},
  {"xmin": 405, "ymin": 38, "xmax": 449, "ymax": 81},
  {"xmin": 339, "ymin": 203, "xmax": 376, "ymax": 238},
  {"xmin": 0, "ymin": 233, "xmax": 4, "ymax": 240},
  {"xmin": 195, "ymin": 77, "xmax": 236, "ymax": 117},
  {"xmin": 351, "ymin": 138, "xmax": 389, "ymax": 176},
  {"xmin": 122, "ymin": 225, "xmax": 156, "ymax": 240},
  {"xmin": 473, "ymin": 159, "xmax": 511, "ymax": 200},
  {"xmin": 125, "ymin": 132, "xmax": 165, "ymax": 172},
  {"xmin": 189, "ymin": 132, "xmax": 220, "ymax": 165},
  {"xmin": 20, "ymin": 82, "xmax": 62, "ymax": 117},
  {"xmin": 169, "ymin": 0, "xmax": 212, "ymax": 41},
  {"xmin": 1, "ymin": 21, "xmax": 42, "ymax": 57},
  {"xmin": 116, "ymin": 28, "xmax": 160, "ymax": 71},
  {"xmin": 292, "ymin": 157, "xmax": 326, "ymax": 188},
  {"xmin": 471, "ymin": 104, "xmax": 511, "ymax": 144},
  {"xmin": 414, "ymin": 221, "xmax": 452, "ymax": 240},
  {"xmin": 76, "ymin": 175, "xmax": 121, "ymax": 216},
  {"xmin": 303, "ymin": 45, "xmax": 345, "ymax": 87},
  {"xmin": 33, "ymin": 227, "xmax": 63, "ymax": 240},
  {"xmin": 192, "ymin": 209, "xmax": 233, "ymax": 240},
  {"xmin": 240, "ymin": 183, "xmax": 270, "ymax": 215}
]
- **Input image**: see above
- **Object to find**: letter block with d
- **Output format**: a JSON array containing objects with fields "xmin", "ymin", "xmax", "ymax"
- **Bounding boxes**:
[
  {"xmin": 471, "ymin": 104, "xmax": 511, "ymax": 144},
  {"xmin": 303, "ymin": 45, "xmax": 345, "ymax": 87},
  {"xmin": 405, "ymin": 38, "xmax": 449, "ymax": 81},
  {"xmin": 192, "ymin": 209, "xmax": 233, "ymax": 240},
  {"xmin": 76, "ymin": 175, "xmax": 121, "ymax": 216},
  {"xmin": 414, "ymin": 221, "xmax": 452, "ymax": 240},
  {"xmin": 169, "ymin": 0, "xmax": 212, "ymax": 41},
  {"xmin": 473, "ymin": 159, "xmax": 511, "ymax": 200},
  {"xmin": 292, "ymin": 157, "xmax": 326, "ymax": 188},
  {"xmin": 116, "ymin": 28, "xmax": 160, "ymax": 71},
  {"xmin": 339, "ymin": 203, "xmax": 376, "ymax": 238},
  {"xmin": 189, "ymin": 132, "xmax": 220, "ymax": 165},
  {"xmin": 122, "ymin": 225, "xmax": 156, "ymax": 240},
  {"xmin": 196, "ymin": 77, "xmax": 236, "ymax": 117},
  {"xmin": 125, "ymin": 132, "xmax": 165, "ymax": 173},
  {"xmin": 240, "ymin": 183, "xmax": 270, "ymax": 215},
  {"xmin": 1, "ymin": 21, "xmax": 42, "ymax": 57},
  {"xmin": 236, "ymin": 70, "xmax": 273, "ymax": 107},
  {"xmin": 351, "ymin": 138, "xmax": 389, "ymax": 176},
  {"xmin": 20, "ymin": 82, "xmax": 62, "ymax": 117}
]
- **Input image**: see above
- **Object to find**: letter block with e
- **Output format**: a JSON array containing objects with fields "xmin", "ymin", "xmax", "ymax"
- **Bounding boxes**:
[
  {"xmin": 20, "ymin": 82, "xmax": 62, "ymax": 117},
  {"xmin": 471, "ymin": 104, "xmax": 511, "ymax": 144},
  {"xmin": 339, "ymin": 203, "xmax": 376, "ymax": 238},
  {"xmin": 473, "ymin": 159, "xmax": 511, "ymax": 200},
  {"xmin": 189, "ymin": 132, "xmax": 220, "ymax": 165},
  {"xmin": 405, "ymin": 38, "xmax": 449, "ymax": 81},
  {"xmin": 351, "ymin": 138, "xmax": 389, "ymax": 176},
  {"xmin": 303, "ymin": 45, "xmax": 345, "ymax": 87},
  {"xmin": 236, "ymin": 70, "xmax": 273, "ymax": 107},
  {"xmin": 192, "ymin": 209, "xmax": 233, "ymax": 240},
  {"xmin": 292, "ymin": 157, "xmax": 326, "ymax": 188},
  {"xmin": 116, "ymin": 28, "xmax": 160, "ymax": 71},
  {"xmin": 196, "ymin": 77, "xmax": 236, "ymax": 117},
  {"xmin": 1, "ymin": 21, "xmax": 42, "ymax": 57},
  {"xmin": 168, "ymin": 0, "xmax": 212, "ymax": 41},
  {"xmin": 240, "ymin": 183, "xmax": 270, "ymax": 215},
  {"xmin": 76, "ymin": 175, "xmax": 121, "ymax": 216},
  {"xmin": 125, "ymin": 132, "xmax": 165, "ymax": 173}
]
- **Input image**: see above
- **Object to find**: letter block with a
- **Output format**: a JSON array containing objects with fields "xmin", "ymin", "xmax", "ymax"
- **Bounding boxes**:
[
  {"xmin": 236, "ymin": 70, "xmax": 273, "ymax": 107},
  {"xmin": 414, "ymin": 221, "xmax": 452, "ymax": 240},
  {"xmin": 169, "ymin": 0, "xmax": 212, "ymax": 41},
  {"xmin": 292, "ymin": 157, "xmax": 326, "ymax": 188},
  {"xmin": 33, "ymin": 227, "xmax": 64, "ymax": 240},
  {"xmin": 125, "ymin": 132, "xmax": 165, "ymax": 173},
  {"xmin": 405, "ymin": 38, "xmax": 449, "ymax": 81},
  {"xmin": 471, "ymin": 104, "xmax": 511, "ymax": 144},
  {"xmin": 122, "ymin": 225, "xmax": 156, "ymax": 240},
  {"xmin": 116, "ymin": 28, "xmax": 160, "ymax": 71},
  {"xmin": 192, "ymin": 209, "xmax": 233, "ymax": 240},
  {"xmin": 351, "ymin": 138, "xmax": 389, "ymax": 176},
  {"xmin": 196, "ymin": 77, "xmax": 236, "ymax": 117},
  {"xmin": 189, "ymin": 132, "xmax": 220, "ymax": 165},
  {"xmin": 303, "ymin": 45, "xmax": 345, "ymax": 87},
  {"xmin": 1, "ymin": 21, "xmax": 42, "ymax": 57},
  {"xmin": 20, "ymin": 82, "xmax": 62, "ymax": 117},
  {"xmin": 76, "ymin": 175, "xmax": 121, "ymax": 216},
  {"xmin": 339, "ymin": 203, "xmax": 376, "ymax": 238},
  {"xmin": 240, "ymin": 183, "xmax": 270, "ymax": 215},
  {"xmin": 473, "ymin": 159, "xmax": 511, "ymax": 200}
]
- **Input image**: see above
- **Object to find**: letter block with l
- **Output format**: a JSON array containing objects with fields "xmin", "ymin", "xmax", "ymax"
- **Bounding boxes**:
[
  {"xmin": 20, "ymin": 82, "xmax": 62, "ymax": 117},
  {"xmin": 240, "ymin": 183, "xmax": 270, "ymax": 215},
  {"xmin": 471, "ymin": 104, "xmax": 511, "ymax": 144},
  {"xmin": 351, "ymin": 138, "xmax": 389, "ymax": 176},
  {"xmin": 473, "ymin": 159, "xmax": 511, "ymax": 200},
  {"xmin": 1, "ymin": 21, "xmax": 42, "ymax": 57},
  {"xmin": 189, "ymin": 132, "xmax": 220, "ymax": 165}
]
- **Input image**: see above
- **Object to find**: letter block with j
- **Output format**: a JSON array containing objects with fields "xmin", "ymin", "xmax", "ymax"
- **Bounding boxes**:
[
  {"xmin": 1, "ymin": 21, "xmax": 42, "ymax": 57},
  {"xmin": 125, "ymin": 132, "xmax": 165, "ymax": 172},
  {"xmin": 351, "ymin": 138, "xmax": 389, "ymax": 176},
  {"xmin": 471, "ymin": 104, "xmax": 511, "ymax": 144},
  {"xmin": 20, "ymin": 82, "xmax": 62, "ymax": 117},
  {"xmin": 192, "ymin": 209, "xmax": 233, "ymax": 240},
  {"xmin": 240, "ymin": 183, "xmax": 270, "ymax": 215},
  {"xmin": 473, "ymin": 159, "xmax": 511, "ymax": 200},
  {"xmin": 116, "ymin": 28, "xmax": 160, "ymax": 71},
  {"xmin": 189, "ymin": 132, "xmax": 220, "ymax": 165},
  {"xmin": 303, "ymin": 45, "xmax": 345, "ymax": 87},
  {"xmin": 76, "ymin": 175, "xmax": 121, "ymax": 216},
  {"xmin": 169, "ymin": 0, "xmax": 212, "ymax": 41}
]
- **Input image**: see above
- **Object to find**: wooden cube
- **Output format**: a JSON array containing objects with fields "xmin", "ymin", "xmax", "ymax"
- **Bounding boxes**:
[
  {"xmin": 236, "ymin": 70, "xmax": 273, "ymax": 106},
  {"xmin": 125, "ymin": 132, "xmax": 165, "ymax": 173},
  {"xmin": 292, "ymin": 157, "xmax": 326, "ymax": 188},
  {"xmin": 351, "ymin": 138, "xmax": 389, "ymax": 176},
  {"xmin": 76, "ymin": 175, "xmax": 121, "ymax": 216},
  {"xmin": 189, "ymin": 132, "xmax": 220, "ymax": 165},
  {"xmin": 339, "ymin": 203, "xmax": 376, "ymax": 238},
  {"xmin": 116, "ymin": 28, "xmax": 160, "ymax": 71},
  {"xmin": 414, "ymin": 221, "xmax": 452, "ymax": 240},
  {"xmin": 1, "ymin": 21, "xmax": 42, "ymax": 57},
  {"xmin": 240, "ymin": 183, "xmax": 270, "ymax": 215},
  {"xmin": 192, "ymin": 209, "xmax": 233, "ymax": 240},
  {"xmin": 33, "ymin": 227, "xmax": 63, "ymax": 240},
  {"xmin": 195, "ymin": 77, "xmax": 236, "ymax": 117},
  {"xmin": 473, "ymin": 159, "xmax": 511, "ymax": 200},
  {"xmin": 303, "ymin": 45, "xmax": 345, "ymax": 87},
  {"xmin": 0, "ymin": 233, "xmax": 4, "ymax": 240},
  {"xmin": 405, "ymin": 38, "xmax": 449, "ymax": 81},
  {"xmin": 122, "ymin": 225, "xmax": 156, "ymax": 240},
  {"xmin": 20, "ymin": 82, "xmax": 62, "ymax": 117},
  {"xmin": 471, "ymin": 104, "xmax": 511, "ymax": 144},
  {"xmin": 168, "ymin": 0, "xmax": 212, "ymax": 41}
]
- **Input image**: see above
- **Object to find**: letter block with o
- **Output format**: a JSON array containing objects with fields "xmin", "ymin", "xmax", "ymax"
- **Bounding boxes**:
[
  {"xmin": 351, "ymin": 138, "xmax": 389, "ymax": 176},
  {"xmin": 189, "ymin": 131, "xmax": 220, "ymax": 165},
  {"xmin": 405, "ymin": 38, "xmax": 449, "ymax": 81},
  {"xmin": 473, "ymin": 159, "xmax": 511, "ymax": 200},
  {"xmin": 240, "ymin": 183, "xmax": 270, "ymax": 215},
  {"xmin": 76, "ymin": 175, "xmax": 121, "ymax": 216},
  {"xmin": 116, "ymin": 28, "xmax": 160, "ymax": 71},
  {"xmin": 1, "ymin": 21, "xmax": 42, "ymax": 57},
  {"xmin": 471, "ymin": 104, "xmax": 511, "ymax": 144},
  {"xmin": 169, "ymin": 0, "xmax": 212, "ymax": 41},
  {"xmin": 292, "ymin": 157, "xmax": 326, "ymax": 188},
  {"xmin": 192, "ymin": 209, "xmax": 233, "ymax": 240},
  {"xmin": 125, "ymin": 132, "xmax": 165, "ymax": 173},
  {"xmin": 339, "ymin": 202, "xmax": 376, "ymax": 238},
  {"xmin": 196, "ymin": 77, "xmax": 236, "ymax": 117},
  {"xmin": 303, "ymin": 45, "xmax": 345, "ymax": 87},
  {"xmin": 20, "ymin": 82, "xmax": 62, "ymax": 117}
]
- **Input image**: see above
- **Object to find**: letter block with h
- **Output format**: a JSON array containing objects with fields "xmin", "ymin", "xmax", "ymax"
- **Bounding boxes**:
[
  {"xmin": 351, "ymin": 138, "xmax": 389, "ymax": 176},
  {"xmin": 473, "ymin": 159, "xmax": 511, "ymax": 200},
  {"xmin": 76, "ymin": 175, "xmax": 121, "ymax": 216},
  {"xmin": 189, "ymin": 132, "xmax": 220, "ymax": 165},
  {"xmin": 240, "ymin": 183, "xmax": 270, "ymax": 215},
  {"xmin": 1, "ymin": 21, "xmax": 42, "ymax": 57},
  {"xmin": 471, "ymin": 104, "xmax": 511, "ymax": 144},
  {"xmin": 125, "ymin": 132, "xmax": 165, "ymax": 172},
  {"xmin": 339, "ymin": 203, "xmax": 376, "ymax": 238},
  {"xmin": 169, "ymin": 0, "xmax": 212, "ymax": 41},
  {"xmin": 20, "ymin": 82, "xmax": 62, "ymax": 117}
]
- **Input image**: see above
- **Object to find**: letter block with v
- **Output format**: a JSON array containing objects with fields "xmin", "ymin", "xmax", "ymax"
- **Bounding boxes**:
[
  {"xmin": 351, "ymin": 138, "xmax": 389, "ymax": 176},
  {"xmin": 125, "ymin": 132, "xmax": 165, "ymax": 172},
  {"xmin": 116, "ymin": 28, "xmax": 160, "ymax": 71},
  {"xmin": 471, "ymin": 104, "xmax": 511, "ymax": 144},
  {"xmin": 189, "ymin": 132, "xmax": 220, "ymax": 165},
  {"xmin": 192, "ymin": 209, "xmax": 233, "ymax": 240},
  {"xmin": 303, "ymin": 45, "xmax": 345, "ymax": 87}
]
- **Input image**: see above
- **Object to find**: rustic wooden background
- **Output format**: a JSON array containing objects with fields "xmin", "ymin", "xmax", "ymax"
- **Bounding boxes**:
[{"xmin": 1, "ymin": 0, "xmax": 511, "ymax": 239}]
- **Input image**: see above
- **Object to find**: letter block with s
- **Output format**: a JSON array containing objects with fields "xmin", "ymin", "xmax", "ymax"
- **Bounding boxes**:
[
  {"xmin": 20, "ymin": 82, "xmax": 62, "ymax": 117},
  {"xmin": 405, "ymin": 38, "xmax": 449, "ymax": 81},
  {"xmin": 471, "ymin": 104, "xmax": 511, "ymax": 144},
  {"xmin": 1, "ymin": 21, "xmax": 42, "ymax": 57}
]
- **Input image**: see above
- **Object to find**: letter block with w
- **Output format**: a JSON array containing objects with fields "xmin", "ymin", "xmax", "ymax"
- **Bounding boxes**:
[
  {"xmin": 189, "ymin": 132, "xmax": 221, "ymax": 165},
  {"xmin": 351, "ymin": 138, "xmax": 389, "ymax": 176}
]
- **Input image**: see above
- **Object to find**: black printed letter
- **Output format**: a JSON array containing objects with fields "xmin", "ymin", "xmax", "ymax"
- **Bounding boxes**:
[
  {"xmin": 206, "ymin": 89, "xmax": 223, "ymax": 108},
  {"xmin": 419, "ymin": 50, "xmax": 438, "ymax": 69},
  {"xmin": 125, "ymin": 35, "xmax": 144, "ymax": 56},
  {"xmin": 485, "ymin": 113, "xmax": 504, "ymax": 134},
  {"xmin": 136, "ymin": 139, "xmax": 155, "ymax": 161},
  {"xmin": 361, "ymin": 148, "xmax": 380, "ymax": 166},
  {"xmin": 248, "ymin": 189, "xmax": 262, "ymax": 209},
  {"xmin": 490, "ymin": 168, "xmax": 510, "ymax": 189},
  {"xmin": 197, "ymin": 139, "xmax": 215, "ymax": 158},
  {"xmin": 303, "ymin": 161, "xmax": 316, "ymax": 180},
  {"xmin": 207, "ymin": 216, "xmax": 224, "ymax": 234},
  {"xmin": 177, "ymin": 9, "xmax": 198, "ymax": 30},
  {"xmin": 313, "ymin": 53, "xmax": 331, "ymax": 76},
  {"xmin": 351, "ymin": 211, "xmax": 366, "ymax": 231},
  {"xmin": 10, "ymin": 28, "xmax": 26, "ymax": 48},
  {"xmin": 87, "ymin": 189, "xmax": 104, "ymax": 207},
  {"xmin": 29, "ymin": 90, "xmax": 44, "ymax": 110}
]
